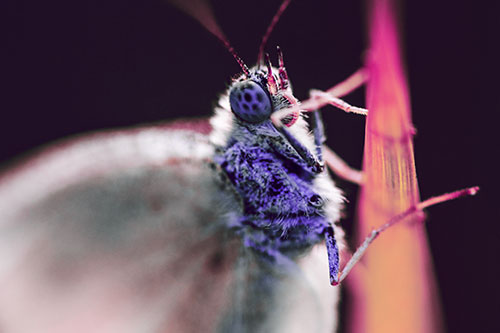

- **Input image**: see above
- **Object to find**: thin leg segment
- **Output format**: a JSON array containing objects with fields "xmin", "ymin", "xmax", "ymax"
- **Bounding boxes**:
[
  {"xmin": 323, "ymin": 146, "xmax": 364, "ymax": 185},
  {"xmin": 312, "ymin": 110, "xmax": 326, "ymax": 163},
  {"xmin": 307, "ymin": 67, "xmax": 369, "ymax": 115},
  {"xmin": 271, "ymin": 68, "xmax": 369, "ymax": 127},
  {"xmin": 309, "ymin": 90, "xmax": 368, "ymax": 116},
  {"xmin": 335, "ymin": 186, "xmax": 479, "ymax": 285},
  {"xmin": 325, "ymin": 67, "xmax": 369, "ymax": 98},
  {"xmin": 324, "ymin": 226, "xmax": 340, "ymax": 285},
  {"xmin": 311, "ymin": 107, "xmax": 364, "ymax": 185},
  {"xmin": 275, "ymin": 125, "xmax": 324, "ymax": 174}
]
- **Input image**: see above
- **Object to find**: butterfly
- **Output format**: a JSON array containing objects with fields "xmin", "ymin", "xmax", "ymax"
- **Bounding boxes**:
[
  {"xmin": 0, "ymin": 1, "xmax": 478, "ymax": 332},
  {"xmin": 0, "ymin": 2, "xmax": 350, "ymax": 332}
]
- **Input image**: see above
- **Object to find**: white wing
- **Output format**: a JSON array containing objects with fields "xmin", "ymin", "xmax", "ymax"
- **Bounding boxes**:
[{"xmin": 0, "ymin": 123, "xmax": 339, "ymax": 333}]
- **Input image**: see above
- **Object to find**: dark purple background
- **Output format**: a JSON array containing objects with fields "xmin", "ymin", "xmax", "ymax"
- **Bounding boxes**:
[{"xmin": 4, "ymin": 0, "xmax": 499, "ymax": 331}]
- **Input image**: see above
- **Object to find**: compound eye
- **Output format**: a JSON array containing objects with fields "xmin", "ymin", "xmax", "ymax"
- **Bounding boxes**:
[{"xmin": 229, "ymin": 81, "xmax": 272, "ymax": 123}]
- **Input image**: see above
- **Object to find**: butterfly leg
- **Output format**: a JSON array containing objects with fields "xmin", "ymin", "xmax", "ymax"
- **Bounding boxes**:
[
  {"xmin": 310, "ymin": 90, "xmax": 368, "ymax": 115},
  {"xmin": 323, "ymin": 67, "xmax": 369, "ymax": 99},
  {"xmin": 272, "ymin": 69, "xmax": 368, "ymax": 126},
  {"xmin": 323, "ymin": 145, "xmax": 363, "ymax": 185},
  {"xmin": 323, "ymin": 225, "xmax": 341, "ymax": 285},
  {"xmin": 314, "ymin": 69, "xmax": 366, "ymax": 183},
  {"xmin": 310, "ymin": 68, "xmax": 369, "ymax": 114},
  {"xmin": 309, "ymin": 68, "xmax": 369, "ymax": 114},
  {"xmin": 310, "ymin": 109, "xmax": 363, "ymax": 184},
  {"xmin": 334, "ymin": 187, "xmax": 478, "ymax": 285},
  {"xmin": 273, "ymin": 126, "xmax": 324, "ymax": 174},
  {"xmin": 311, "ymin": 110, "xmax": 325, "ymax": 164}
]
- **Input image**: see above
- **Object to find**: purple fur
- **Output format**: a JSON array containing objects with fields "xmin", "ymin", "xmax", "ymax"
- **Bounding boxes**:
[{"xmin": 214, "ymin": 111, "xmax": 339, "ymax": 282}]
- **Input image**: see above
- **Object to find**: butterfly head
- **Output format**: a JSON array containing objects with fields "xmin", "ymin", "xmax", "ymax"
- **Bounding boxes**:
[{"xmin": 229, "ymin": 47, "xmax": 299, "ymax": 127}]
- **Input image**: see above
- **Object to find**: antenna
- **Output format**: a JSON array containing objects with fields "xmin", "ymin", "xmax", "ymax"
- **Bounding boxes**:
[
  {"xmin": 168, "ymin": 0, "xmax": 249, "ymax": 76},
  {"xmin": 257, "ymin": 0, "xmax": 292, "ymax": 66},
  {"xmin": 219, "ymin": 39, "xmax": 250, "ymax": 76}
]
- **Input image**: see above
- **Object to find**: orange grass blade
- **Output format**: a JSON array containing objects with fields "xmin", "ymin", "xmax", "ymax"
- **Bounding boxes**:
[{"xmin": 349, "ymin": 0, "xmax": 443, "ymax": 332}]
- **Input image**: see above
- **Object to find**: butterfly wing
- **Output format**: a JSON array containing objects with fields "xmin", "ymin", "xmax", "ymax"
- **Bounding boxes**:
[{"xmin": 0, "ymin": 123, "xmax": 338, "ymax": 332}]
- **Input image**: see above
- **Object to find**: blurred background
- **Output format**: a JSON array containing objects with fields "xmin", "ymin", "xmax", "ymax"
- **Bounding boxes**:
[{"xmin": 3, "ymin": 0, "xmax": 499, "ymax": 331}]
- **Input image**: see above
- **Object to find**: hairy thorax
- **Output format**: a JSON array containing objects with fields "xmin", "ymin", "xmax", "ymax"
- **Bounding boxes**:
[{"xmin": 214, "ymin": 120, "xmax": 330, "ymax": 258}]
